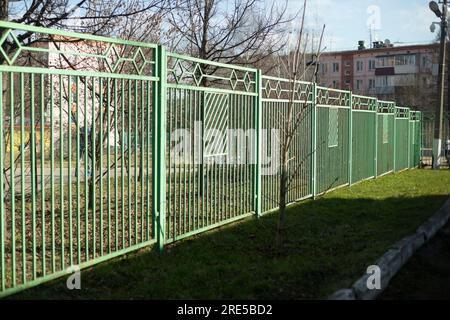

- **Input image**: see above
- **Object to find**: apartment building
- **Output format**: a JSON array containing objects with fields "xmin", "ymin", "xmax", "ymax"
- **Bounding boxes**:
[{"xmin": 317, "ymin": 42, "xmax": 449, "ymax": 112}]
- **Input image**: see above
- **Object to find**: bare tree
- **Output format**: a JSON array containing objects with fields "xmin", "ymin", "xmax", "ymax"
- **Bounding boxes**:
[
  {"xmin": 274, "ymin": 0, "xmax": 325, "ymax": 250},
  {"xmin": 167, "ymin": 0, "xmax": 294, "ymax": 69},
  {"xmin": 0, "ymin": 0, "xmax": 171, "ymax": 208},
  {"xmin": 0, "ymin": 0, "xmax": 169, "ymax": 62}
]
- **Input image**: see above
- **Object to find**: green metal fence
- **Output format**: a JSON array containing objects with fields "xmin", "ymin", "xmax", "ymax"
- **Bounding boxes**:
[
  {"xmin": 376, "ymin": 101, "xmax": 396, "ymax": 176},
  {"xmin": 410, "ymin": 111, "xmax": 422, "ymax": 168},
  {"xmin": 421, "ymin": 111, "xmax": 449, "ymax": 167},
  {"xmin": 0, "ymin": 21, "xmax": 422, "ymax": 298},
  {"xmin": 395, "ymin": 107, "xmax": 411, "ymax": 172},
  {"xmin": 351, "ymin": 95, "xmax": 377, "ymax": 184}
]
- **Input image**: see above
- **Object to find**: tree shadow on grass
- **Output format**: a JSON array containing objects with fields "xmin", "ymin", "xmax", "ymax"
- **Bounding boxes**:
[{"xmin": 11, "ymin": 194, "xmax": 449, "ymax": 300}]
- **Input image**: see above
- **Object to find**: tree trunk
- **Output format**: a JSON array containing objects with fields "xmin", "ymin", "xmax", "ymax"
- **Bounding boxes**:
[
  {"xmin": 276, "ymin": 147, "xmax": 289, "ymax": 251},
  {"xmin": 88, "ymin": 178, "xmax": 95, "ymax": 209}
]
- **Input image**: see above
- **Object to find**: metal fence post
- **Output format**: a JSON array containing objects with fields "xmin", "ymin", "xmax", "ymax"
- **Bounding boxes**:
[
  {"xmin": 393, "ymin": 106, "xmax": 397, "ymax": 172},
  {"xmin": 419, "ymin": 112, "xmax": 423, "ymax": 166},
  {"xmin": 374, "ymin": 101, "xmax": 378, "ymax": 178},
  {"xmin": 155, "ymin": 45, "xmax": 167, "ymax": 251},
  {"xmin": 348, "ymin": 92, "xmax": 353, "ymax": 186},
  {"xmin": 254, "ymin": 70, "xmax": 262, "ymax": 217},
  {"xmin": 407, "ymin": 108, "xmax": 411, "ymax": 169},
  {"xmin": 0, "ymin": 73, "xmax": 4, "ymax": 292},
  {"xmin": 311, "ymin": 83, "xmax": 317, "ymax": 198}
]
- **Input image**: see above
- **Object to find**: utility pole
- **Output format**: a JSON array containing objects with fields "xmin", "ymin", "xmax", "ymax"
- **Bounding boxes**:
[{"xmin": 432, "ymin": 0, "xmax": 448, "ymax": 169}]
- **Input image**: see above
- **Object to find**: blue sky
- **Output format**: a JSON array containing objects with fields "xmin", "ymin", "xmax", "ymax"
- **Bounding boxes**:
[{"xmin": 284, "ymin": 0, "xmax": 441, "ymax": 51}]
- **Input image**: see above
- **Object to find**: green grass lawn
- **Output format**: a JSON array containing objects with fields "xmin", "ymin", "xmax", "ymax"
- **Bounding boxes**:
[{"xmin": 11, "ymin": 170, "xmax": 450, "ymax": 300}]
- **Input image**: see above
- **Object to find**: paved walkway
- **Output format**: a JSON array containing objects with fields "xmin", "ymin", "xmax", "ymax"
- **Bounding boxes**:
[{"xmin": 381, "ymin": 223, "xmax": 450, "ymax": 300}]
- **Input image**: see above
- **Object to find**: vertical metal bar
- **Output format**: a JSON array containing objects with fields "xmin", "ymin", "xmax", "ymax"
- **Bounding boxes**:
[
  {"xmin": 393, "ymin": 106, "xmax": 397, "ymax": 172},
  {"xmin": 107, "ymin": 78, "xmax": 111, "ymax": 253},
  {"xmin": 140, "ymin": 80, "xmax": 145, "ymax": 242},
  {"xmin": 127, "ymin": 79, "xmax": 131, "ymax": 247},
  {"xmin": 59, "ymin": 74, "xmax": 65, "ymax": 270},
  {"xmin": 40, "ymin": 74, "xmax": 46, "ymax": 275},
  {"xmin": 84, "ymin": 78, "xmax": 88, "ymax": 261},
  {"xmin": 121, "ymin": 79, "xmax": 125, "ymax": 248},
  {"xmin": 99, "ymin": 78, "xmax": 104, "ymax": 256},
  {"xmin": 146, "ymin": 80, "xmax": 151, "ymax": 241},
  {"xmin": 407, "ymin": 108, "xmax": 411, "ymax": 169},
  {"xmin": 151, "ymin": 51, "xmax": 158, "ymax": 241},
  {"xmin": 0, "ymin": 72, "xmax": 4, "ymax": 291},
  {"xmin": 75, "ymin": 76, "xmax": 80, "ymax": 266},
  {"xmin": 156, "ymin": 45, "xmax": 167, "ymax": 251},
  {"xmin": 91, "ymin": 77, "xmax": 97, "ymax": 258},
  {"xmin": 114, "ymin": 79, "xmax": 118, "ymax": 251},
  {"xmin": 20, "ymin": 73, "xmax": 25, "ymax": 284},
  {"xmin": 67, "ymin": 75, "xmax": 73, "ymax": 268},
  {"xmin": 9, "ymin": 73, "xmax": 16, "ymax": 287},
  {"xmin": 374, "ymin": 101, "xmax": 378, "ymax": 178},
  {"xmin": 348, "ymin": 92, "xmax": 353, "ymax": 187},
  {"xmin": 168, "ymin": 88, "xmax": 172, "ymax": 240},
  {"xmin": 134, "ymin": 80, "xmax": 138, "ymax": 244},
  {"xmin": 50, "ymin": 75, "xmax": 55, "ymax": 273},
  {"xmin": 183, "ymin": 90, "xmax": 187, "ymax": 233},
  {"xmin": 254, "ymin": 70, "xmax": 262, "ymax": 217},
  {"xmin": 30, "ymin": 74, "xmax": 37, "ymax": 279},
  {"xmin": 311, "ymin": 83, "xmax": 317, "ymax": 198}
]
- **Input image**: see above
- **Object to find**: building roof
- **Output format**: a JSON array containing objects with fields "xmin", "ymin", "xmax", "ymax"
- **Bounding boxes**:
[{"xmin": 321, "ymin": 43, "xmax": 440, "ymax": 57}]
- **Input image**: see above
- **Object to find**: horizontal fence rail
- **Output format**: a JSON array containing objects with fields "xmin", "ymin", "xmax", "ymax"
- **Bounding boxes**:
[{"xmin": 0, "ymin": 21, "xmax": 422, "ymax": 298}]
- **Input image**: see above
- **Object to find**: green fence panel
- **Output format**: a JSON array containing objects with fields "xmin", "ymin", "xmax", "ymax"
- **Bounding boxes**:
[
  {"xmin": 415, "ymin": 112, "xmax": 422, "ymax": 167},
  {"xmin": 164, "ymin": 53, "xmax": 258, "ymax": 242},
  {"xmin": 394, "ymin": 107, "xmax": 410, "ymax": 172},
  {"xmin": 0, "ymin": 21, "xmax": 157, "ymax": 297},
  {"xmin": 409, "ymin": 111, "xmax": 419, "ymax": 168},
  {"xmin": 260, "ymin": 77, "xmax": 313, "ymax": 213},
  {"xmin": 377, "ymin": 101, "xmax": 395, "ymax": 176},
  {"xmin": 351, "ymin": 96, "xmax": 377, "ymax": 184},
  {"xmin": 315, "ymin": 87, "xmax": 350, "ymax": 195},
  {"xmin": 409, "ymin": 111, "xmax": 422, "ymax": 168}
]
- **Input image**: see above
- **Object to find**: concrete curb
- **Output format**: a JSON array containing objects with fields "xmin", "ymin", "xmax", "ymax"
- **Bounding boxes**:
[{"xmin": 328, "ymin": 198, "xmax": 450, "ymax": 300}]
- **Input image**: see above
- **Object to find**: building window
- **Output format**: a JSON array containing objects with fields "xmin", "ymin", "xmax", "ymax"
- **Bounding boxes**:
[
  {"xmin": 328, "ymin": 108, "xmax": 339, "ymax": 148},
  {"xmin": 377, "ymin": 56, "xmax": 395, "ymax": 67},
  {"xmin": 369, "ymin": 60, "xmax": 376, "ymax": 70},
  {"xmin": 345, "ymin": 70, "xmax": 351, "ymax": 76},
  {"xmin": 333, "ymin": 63, "xmax": 340, "ymax": 73},
  {"xmin": 356, "ymin": 79, "xmax": 363, "ymax": 90},
  {"xmin": 395, "ymin": 54, "xmax": 416, "ymax": 66},
  {"xmin": 376, "ymin": 76, "xmax": 389, "ymax": 87},
  {"xmin": 356, "ymin": 61, "xmax": 364, "ymax": 72},
  {"xmin": 320, "ymin": 63, "xmax": 328, "ymax": 74},
  {"xmin": 383, "ymin": 115, "xmax": 389, "ymax": 144},
  {"xmin": 332, "ymin": 80, "xmax": 340, "ymax": 88},
  {"xmin": 369, "ymin": 79, "xmax": 375, "ymax": 89}
]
